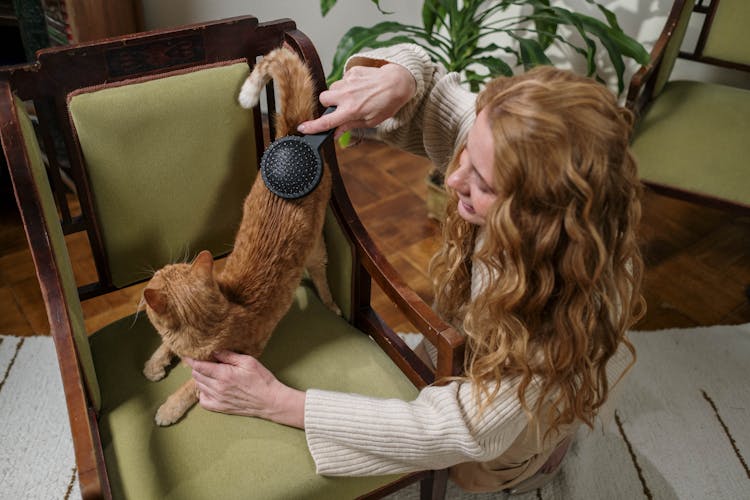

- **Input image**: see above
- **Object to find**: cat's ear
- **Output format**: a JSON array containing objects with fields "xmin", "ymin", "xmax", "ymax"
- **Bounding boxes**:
[
  {"xmin": 191, "ymin": 250, "xmax": 214, "ymax": 282},
  {"xmin": 143, "ymin": 288, "xmax": 168, "ymax": 315}
]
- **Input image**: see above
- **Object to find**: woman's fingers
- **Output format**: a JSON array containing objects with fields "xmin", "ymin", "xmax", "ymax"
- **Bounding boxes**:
[
  {"xmin": 298, "ymin": 106, "xmax": 349, "ymax": 134},
  {"xmin": 183, "ymin": 356, "xmax": 222, "ymax": 378},
  {"xmin": 211, "ymin": 349, "xmax": 246, "ymax": 366},
  {"xmin": 298, "ymin": 63, "xmax": 415, "ymax": 136},
  {"xmin": 184, "ymin": 352, "xmax": 304, "ymax": 427}
]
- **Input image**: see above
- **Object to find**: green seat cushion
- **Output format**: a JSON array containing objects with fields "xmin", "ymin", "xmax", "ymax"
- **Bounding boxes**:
[
  {"xmin": 89, "ymin": 281, "xmax": 417, "ymax": 499},
  {"xmin": 631, "ymin": 81, "xmax": 750, "ymax": 206}
]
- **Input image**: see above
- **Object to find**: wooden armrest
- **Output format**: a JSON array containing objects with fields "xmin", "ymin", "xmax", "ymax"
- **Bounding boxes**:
[
  {"xmin": 357, "ymin": 266, "xmax": 466, "ymax": 388},
  {"xmin": 356, "ymin": 232, "xmax": 465, "ymax": 382},
  {"xmin": 325, "ymin": 154, "xmax": 465, "ymax": 388},
  {"xmin": 626, "ymin": 0, "xmax": 690, "ymax": 114},
  {"xmin": 625, "ymin": 63, "xmax": 656, "ymax": 113}
]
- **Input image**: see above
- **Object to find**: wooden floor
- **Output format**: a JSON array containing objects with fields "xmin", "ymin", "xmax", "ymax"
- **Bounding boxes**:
[{"xmin": 1, "ymin": 139, "xmax": 749, "ymax": 336}]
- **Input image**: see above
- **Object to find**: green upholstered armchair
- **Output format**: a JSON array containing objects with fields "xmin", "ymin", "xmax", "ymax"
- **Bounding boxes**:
[
  {"xmin": 626, "ymin": 0, "xmax": 750, "ymax": 214},
  {"xmin": 0, "ymin": 16, "xmax": 464, "ymax": 499}
]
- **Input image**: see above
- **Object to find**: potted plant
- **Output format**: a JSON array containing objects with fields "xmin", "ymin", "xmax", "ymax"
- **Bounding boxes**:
[{"xmin": 321, "ymin": 0, "xmax": 649, "ymax": 219}]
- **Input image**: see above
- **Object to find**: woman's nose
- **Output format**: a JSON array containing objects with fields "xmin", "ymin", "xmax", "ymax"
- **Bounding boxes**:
[{"xmin": 447, "ymin": 164, "xmax": 467, "ymax": 193}]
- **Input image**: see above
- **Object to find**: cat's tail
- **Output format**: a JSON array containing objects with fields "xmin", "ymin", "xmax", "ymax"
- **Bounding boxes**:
[
  {"xmin": 237, "ymin": 62, "xmax": 267, "ymax": 109},
  {"xmin": 237, "ymin": 48, "xmax": 315, "ymax": 127}
]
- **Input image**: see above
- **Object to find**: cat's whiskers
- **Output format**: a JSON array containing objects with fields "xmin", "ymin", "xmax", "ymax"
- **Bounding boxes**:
[
  {"xmin": 181, "ymin": 246, "xmax": 191, "ymax": 264},
  {"xmin": 130, "ymin": 295, "xmax": 147, "ymax": 328},
  {"xmin": 136, "ymin": 265, "xmax": 156, "ymax": 281}
]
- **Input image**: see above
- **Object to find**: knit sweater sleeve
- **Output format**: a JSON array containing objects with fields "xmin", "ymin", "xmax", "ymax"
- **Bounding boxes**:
[
  {"xmin": 344, "ymin": 44, "xmax": 476, "ymax": 172},
  {"xmin": 304, "ymin": 340, "xmax": 635, "ymax": 476},
  {"xmin": 304, "ymin": 380, "xmax": 537, "ymax": 476}
]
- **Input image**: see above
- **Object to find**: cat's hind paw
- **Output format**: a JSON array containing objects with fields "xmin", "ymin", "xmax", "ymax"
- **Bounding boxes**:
[{"xmin": 325, "ymin": 301, "xmax": 342, "ymax": 317}]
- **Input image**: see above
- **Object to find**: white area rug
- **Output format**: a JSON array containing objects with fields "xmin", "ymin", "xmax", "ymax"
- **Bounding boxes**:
[
  {"xmin": 390, "ymin": 324, "xmax": 750, "ymax": 499},
  {"xmin": 0, "ymin": 335, "xmax": 80, "ymax": 500},
  {"xmin": 2, "ymin": 324, "xmax": 748, "ymax": 499}
]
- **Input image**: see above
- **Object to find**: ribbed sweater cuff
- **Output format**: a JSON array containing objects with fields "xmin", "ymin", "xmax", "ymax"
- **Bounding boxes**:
[
  {"xmin": 345, "ymin": 44, "xmax": 432, "ymax": 100},
  {"xmin": 423, "ymin": 72, "xmax": 476, "ymax": 172},
  {"xmin": 305, "ymin": 389, "xmax": 421, "ymax": 476},
  {"xmin": 344, "ymin": 44, "xmax": 437, "ymax": 134}
]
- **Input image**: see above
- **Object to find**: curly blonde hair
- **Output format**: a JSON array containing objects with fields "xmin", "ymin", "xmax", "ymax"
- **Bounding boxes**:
[{"xmin": 430, "ymin": 66, "xmax": 645, "ymax": 433}]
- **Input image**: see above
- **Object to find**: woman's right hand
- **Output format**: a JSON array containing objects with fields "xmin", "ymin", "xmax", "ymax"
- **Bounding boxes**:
[{"xmin": 297, "ymin": 63, "xmax": 416, "ymax": 139}]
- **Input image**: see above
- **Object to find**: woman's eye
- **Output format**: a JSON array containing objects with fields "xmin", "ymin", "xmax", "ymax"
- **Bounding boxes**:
[{"xmin": 473, "ymin": 173, "xmax": 493, "ymax": 194}]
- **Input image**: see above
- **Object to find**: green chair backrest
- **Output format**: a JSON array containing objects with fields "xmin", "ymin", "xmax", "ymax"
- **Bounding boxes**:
[
  {"xmin": 67, "ymin": 62, "xmax": 257, "ymax": 288},
  {"xmin": 702, "ymin": 0, "xmax": 750, "ymax": 66},
  {"xmin": 653, "ymin": 0, "xmax": 695, "ymax": 97}
]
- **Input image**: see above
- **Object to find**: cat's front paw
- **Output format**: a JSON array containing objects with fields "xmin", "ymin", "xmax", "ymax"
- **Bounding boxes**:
[
  {"xmin": 155, "ymin": 402, "xmax": 184, "ymax": 426},
  {"xmin": 143, "ymin": 361, "xmax": 167, "ymax": 381}
]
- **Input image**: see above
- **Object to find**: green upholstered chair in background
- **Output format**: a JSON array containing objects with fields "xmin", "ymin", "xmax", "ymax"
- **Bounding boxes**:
[
  {"xmin": 626, "ymin": 0, "xmax": 750, "ymax": 214},
  {"xmin": 0, "ymin": 16, "xmax": 464, "ymax": 499}
]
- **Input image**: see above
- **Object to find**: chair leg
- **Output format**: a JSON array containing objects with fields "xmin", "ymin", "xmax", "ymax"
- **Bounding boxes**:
[{"xmin": 420, "ymin": 469, "xmax": 448, "ymax": 500}]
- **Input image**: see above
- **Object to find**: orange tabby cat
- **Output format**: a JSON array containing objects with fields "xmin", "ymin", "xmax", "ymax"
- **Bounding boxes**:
[{"xmin": 142, "ymin": 47, "xmax": 338, "ymax": 426}]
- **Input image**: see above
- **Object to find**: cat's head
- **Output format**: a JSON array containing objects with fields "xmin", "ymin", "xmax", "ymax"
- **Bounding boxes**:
[{"xmin": 142, "ymin": 250, "xmax": 226, "ymax": 357}]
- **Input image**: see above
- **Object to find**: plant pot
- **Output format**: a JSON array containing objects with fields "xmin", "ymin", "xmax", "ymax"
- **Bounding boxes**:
[{"xmin": 425, "ymin": 168, "xmax": 447, "ymax": 222}]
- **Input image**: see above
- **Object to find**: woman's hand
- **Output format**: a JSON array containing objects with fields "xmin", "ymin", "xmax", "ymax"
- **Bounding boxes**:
[
  {"xmin": 297, "ymin": 63, "xmax": 416, "ymax": 138},
  {"xmin": 184, "ymin": 351, "xmax": 305, "ymax": 429}
]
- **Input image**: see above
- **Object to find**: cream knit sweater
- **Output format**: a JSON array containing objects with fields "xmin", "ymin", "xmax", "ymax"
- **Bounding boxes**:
[{"xmin": 304, "ymin": 44, "xmax": 634, "ymax": 492}]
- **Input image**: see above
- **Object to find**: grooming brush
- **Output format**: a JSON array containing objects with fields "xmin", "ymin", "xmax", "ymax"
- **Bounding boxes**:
[{"xmin": 260, "ymin": 107, "xmax": 336, "ymax": 199}]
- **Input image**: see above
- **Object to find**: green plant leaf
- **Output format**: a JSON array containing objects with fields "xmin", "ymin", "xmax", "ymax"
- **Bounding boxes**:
[
  {"xmin": 323, "ymin": 0, "xmax": 648, "ymax": 95},
  {"xmin": 422, "ymin": 0, "xmax": 442, "ymax": 35},
  {"xmin": 585, "ymin": 0, "xmax": 621, "ymax": 30},
  {"xmin": 464, "ymin": 69, "xmax": 484, "ymax": 93},
  {"xmin": 515, "ymin": 37, "xmax": 552, "ymax": 70},
  {"xmin": 472, "ymin": 56, "xmax": 514, "ymax": 77},
  {"xmin": 370, "ymin": 0, "xmax": 393, "ymax": 15},
  {"xmin": 327, "ymin": 22, "xmax": 424, "ymax": 83},
  {"xmin": 337, "ymin": 130, "xmax": 352, "ymax": 148},
  {"xmin": 532, "ymin": 0, "xmax": 557, "ymax": 49},
  {"xmin": 576, "ymin": 13, "xmax": 649, "ymax": 92},
  {"xmin": 579, "ymin": 14, "xmax": 648, "ymax": 63},
  {"xmin": 321, "ymin": 0, "xmax": 392, "ymax": 17},
  {"xmin": 575, "ymin": 16, "xmax": 626, "ymax": 92},
  {"xmin": 320, "ymin": 0, "xmax": 337, "ymax": 17},
  {"xmin": 469, "ymin": 42, "xmax": 511, "ymax": 57},
  {"xmin": 541, "ymin": 7, "xmax": 598, "ymax": 76}
]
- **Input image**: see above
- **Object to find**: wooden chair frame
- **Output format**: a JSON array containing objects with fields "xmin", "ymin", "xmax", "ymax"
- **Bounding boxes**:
[
  {"xmin": 626, "ymin": 0, "xmax": 750, "ymax": 215},
  {"xmin": 627, "ymin": 0, "xmax": 750, "ymax": 115},
  {"xmin": 626, "ymin": 0, "xmax": 690, "ymax": 116},
  {"xmin": 1, "ymin": 16, "xmax": 463, "ymax": 500}
]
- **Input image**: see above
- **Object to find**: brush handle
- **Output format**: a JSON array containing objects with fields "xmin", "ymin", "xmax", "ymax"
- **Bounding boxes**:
[{"xmin": 301, "ymin": 106, "xmax": 337, "ymax": 151}]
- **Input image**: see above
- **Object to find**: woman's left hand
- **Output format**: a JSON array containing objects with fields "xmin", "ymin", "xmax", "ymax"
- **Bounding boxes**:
[{"xmin": 184, "ymin": 350, "xmax": 305, "ymax": 429}]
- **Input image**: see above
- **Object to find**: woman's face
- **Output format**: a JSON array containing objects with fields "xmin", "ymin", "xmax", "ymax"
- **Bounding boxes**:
[{"xmin": 446, "ymin": 109, "xmax": 498, "ymax": 225}]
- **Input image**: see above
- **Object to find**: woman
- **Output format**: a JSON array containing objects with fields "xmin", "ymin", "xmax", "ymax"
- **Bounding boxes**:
[{"xmin": 185, "ymin": 44, "xmax": 645, "ymax": 493}]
